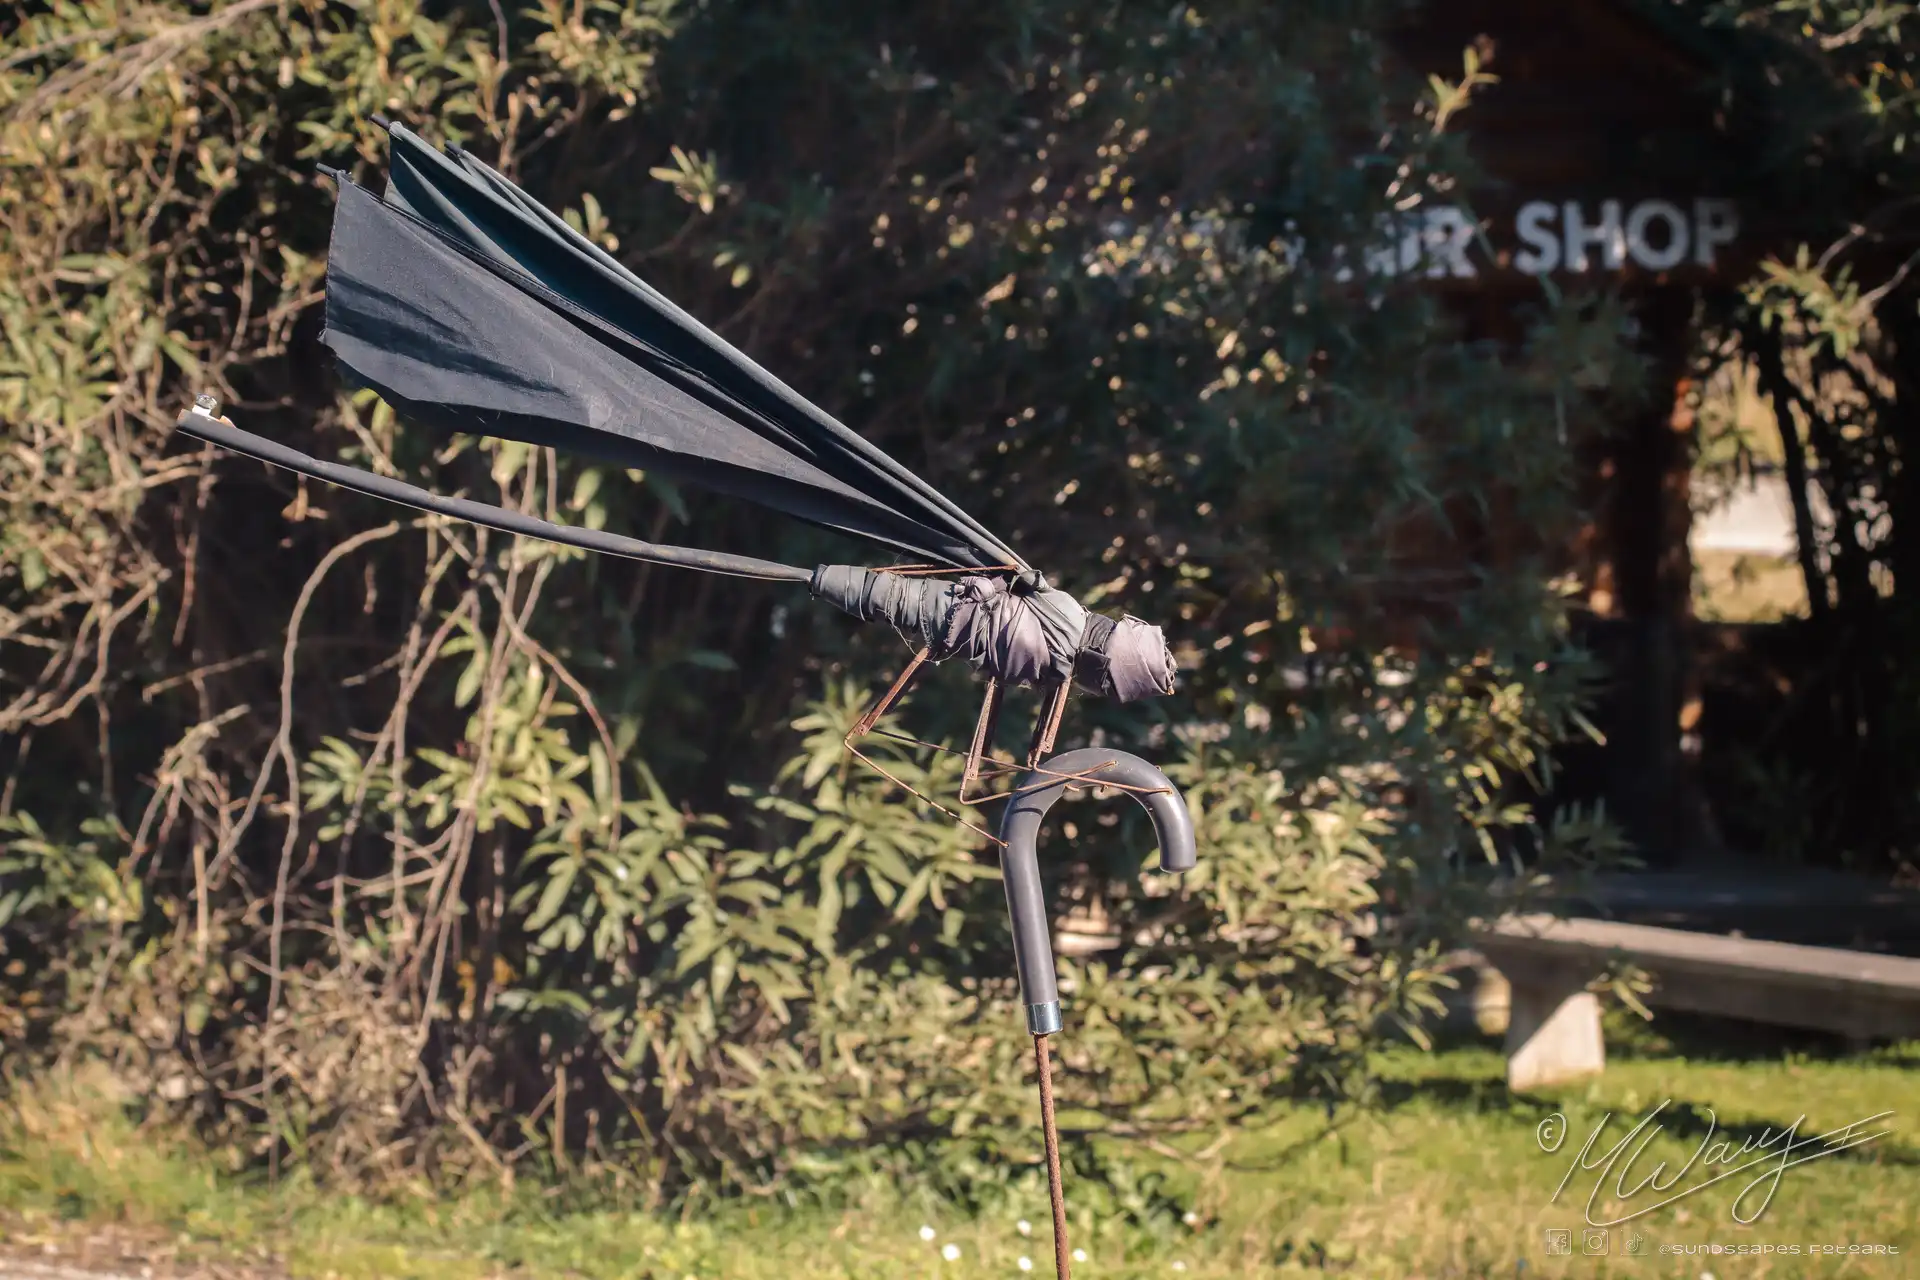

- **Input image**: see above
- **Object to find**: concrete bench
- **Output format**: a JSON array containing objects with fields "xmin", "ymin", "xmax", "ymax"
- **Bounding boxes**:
[
  {"xmin": 1470, "ymin": 913, "xmax": 1920, "ymax": 1091},
  {"xmin": 1531, "ymin": 869, "xmax": 1920, "ymax": 950}
]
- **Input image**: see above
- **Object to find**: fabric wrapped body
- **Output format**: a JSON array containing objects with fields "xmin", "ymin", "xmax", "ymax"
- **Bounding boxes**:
[{"xmin": 810, "ymin": 566, "xmax": 1176, "ymax": 703}]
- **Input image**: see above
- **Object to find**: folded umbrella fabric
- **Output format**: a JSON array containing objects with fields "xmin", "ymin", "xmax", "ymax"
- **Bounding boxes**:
[{"xmin": 329, "ymin": 120, "xmax": 1020, "ymax": 571}]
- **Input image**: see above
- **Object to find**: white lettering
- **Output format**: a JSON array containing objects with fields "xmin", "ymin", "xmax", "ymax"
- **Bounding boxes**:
[
  {"xmin": 1423, "ymin": 207, "xmax": 1478, "ymax": 278},
  {"xmin": 1330, "ymin": 242, "xmax": 1355, "ymax": 284},
  {"xmin": 1693, "ymin": 197, "xmax": 1739, "ymax": 267},
  {"xmin": 1564, "ymin": 199, "xmax": 1626, "ymax": 273},
  {"xmin": 1515, "ymin": 201, "xmax": 1560, "ymax": 274},
  {"xmin": 1304, "ymin": 194, "xmax": 1737, "ymax": 282},
  {"xmin": 1625, "ymin": 199, "xmax": 1689, "ymax": 271},
  {"xmin": 1399, "ymin": 216, "xmax": 1424, "ymax": 275},
  {"xmin": 1365, "ymin": 213, "xmax": 1403, "ymax": 277}
]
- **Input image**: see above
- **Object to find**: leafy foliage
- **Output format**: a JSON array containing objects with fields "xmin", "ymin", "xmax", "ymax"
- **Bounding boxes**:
[
  {"xmin": 1, "ymin": 0, "xmax": 1626, "ymax": 1199},
  {"xmin": 1672, "ymin": 0, "xmax": 1920, "ymax": 869}
]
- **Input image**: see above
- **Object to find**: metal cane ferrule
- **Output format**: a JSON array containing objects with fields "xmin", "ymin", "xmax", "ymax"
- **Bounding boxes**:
[{"xmin": 1026, "ymin": 1000, "xmax": 1063, "ymax": 1037}]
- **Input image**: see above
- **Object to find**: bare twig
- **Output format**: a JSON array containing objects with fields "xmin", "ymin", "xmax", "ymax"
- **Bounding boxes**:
[
  {"xmin": 265, "ymin": 523, "xmax": 410, "ymax": 1034},
  {"xmin": 206, "ymin": 522, "xmax": 407, "ymax": 884},
  {"xmin": 9, "ymin": 0, "xmax": 282, "ymax": 121}
]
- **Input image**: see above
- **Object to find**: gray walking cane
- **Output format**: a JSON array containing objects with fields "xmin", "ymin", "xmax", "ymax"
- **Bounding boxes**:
[{"xmin": 998, "ymin": 748, "xmax": 1197, "ymax": 1280}]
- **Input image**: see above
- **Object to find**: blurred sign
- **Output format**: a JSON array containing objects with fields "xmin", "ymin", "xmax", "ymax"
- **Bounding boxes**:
[{"xmin": 1332, "ymin": 197, "xmax": 1740, "ymax": 282}]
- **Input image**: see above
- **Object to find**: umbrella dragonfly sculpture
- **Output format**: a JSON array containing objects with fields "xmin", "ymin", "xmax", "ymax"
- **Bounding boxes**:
[
  {"xmin": 178, "ymin": 117, "xmax": 1181, "ymax": 842},
  {"xmin": 173, "ymin": 119, "xmax": 1199, "ymax": 1279}
]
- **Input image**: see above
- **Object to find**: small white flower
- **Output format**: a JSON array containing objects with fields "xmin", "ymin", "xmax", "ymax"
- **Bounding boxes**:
[
  {"xmin": 1183, "ymin": 1211, "xmax": 1200, "ymax": 1226},
  {"xmin": 920, "ymin": 1225, "xmax": 937, "ymax": 1242},
  {"xmin": 1018, "ymin": 1257, "xmax": 1034, "ymax": 1272},
  {"xmin": 941, "ymin": 1244, "xmax": 961, "ymax": 1262},
  {"xmin": 1017, "ymin": 1220, "xmax": 1033, "ymax": 1236},
  {"xmin": 1073, "ymin": 1248, "xmax": 1088, "ymax": 1262},
  {"xmin": 1172, "ymin": 1263, "xmax": 1188, "ymax": 1273}
]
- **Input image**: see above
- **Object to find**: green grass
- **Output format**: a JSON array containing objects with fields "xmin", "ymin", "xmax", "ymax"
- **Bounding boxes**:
[{"xmin": 2, "ymin": 1023, "xmax": 1915, "ymax": 1278}]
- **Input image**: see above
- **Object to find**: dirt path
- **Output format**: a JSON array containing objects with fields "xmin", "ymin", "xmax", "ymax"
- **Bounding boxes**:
[
  {"xmin": 0, "ymin": 1256, "xmax": 268, "ymax": 1280},
  {"xmin": 0, "ymin": 1230, "xmax": 277, "ymax": 1280}
]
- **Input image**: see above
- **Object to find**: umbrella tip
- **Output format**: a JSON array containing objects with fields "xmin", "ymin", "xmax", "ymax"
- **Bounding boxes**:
[
  {"xmin": 370, "ymin": 113, "xmax": 393, "ymax": 131},
  {"xmin": 315, "ymin": 164, "xmax": 343, "ymax": 184}
]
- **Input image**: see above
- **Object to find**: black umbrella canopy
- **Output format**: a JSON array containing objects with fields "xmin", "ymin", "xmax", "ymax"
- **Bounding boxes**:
[
  {"xmin": 172, "ymin": 120, "xmax": 1175, "ymax": 706},
  {"xmin": 322, "ymin": 120, "xmax": 1023, "ymax": 573}
]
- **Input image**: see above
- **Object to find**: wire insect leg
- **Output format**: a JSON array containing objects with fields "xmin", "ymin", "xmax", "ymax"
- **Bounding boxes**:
[
  {"xmin": 1025, "ymin": 679, "xmax": 1072, "ymax": 768},
  {"xmin": 957, "ymin": 680, "xmax": 1005, "ymax": 804},
  {"xmin": 850, "ymin": 647, "xmax": 930, "ymax": 739},
  {"xmin": 842, "ymin": 739, "xmax": 1003, "ymax": 844},
  {"xmin": 841, "ymin": 649, "xmax": 1004, "ymax": 845}
]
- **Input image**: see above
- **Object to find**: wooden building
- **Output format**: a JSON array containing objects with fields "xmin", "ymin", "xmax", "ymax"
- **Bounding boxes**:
[{"xmin": 1384, "ymin": 0, "xmax": 1783, "ymax": 860}]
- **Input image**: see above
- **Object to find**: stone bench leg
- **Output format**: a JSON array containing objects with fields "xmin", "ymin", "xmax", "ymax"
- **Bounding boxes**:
[{"xmin": 1498, "ymin": 962, "xmax": 1605, "ymax": 1092}]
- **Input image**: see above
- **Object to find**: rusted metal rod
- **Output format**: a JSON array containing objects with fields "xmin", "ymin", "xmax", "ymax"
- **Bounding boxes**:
[{"xmin": 1035, "ymin": 1033, "xmax": 1072, "ymax": 1280}]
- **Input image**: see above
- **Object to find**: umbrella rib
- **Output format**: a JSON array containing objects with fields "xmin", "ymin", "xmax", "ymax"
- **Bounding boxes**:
[{"xmin": 172, "ymin": 411, "xmax": 812, "ymax": 582}]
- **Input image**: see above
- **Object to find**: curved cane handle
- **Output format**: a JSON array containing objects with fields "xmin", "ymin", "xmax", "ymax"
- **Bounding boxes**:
[{"xmin": 996, "ymin": 749, "xmax": 1197, "ymax": 1035}]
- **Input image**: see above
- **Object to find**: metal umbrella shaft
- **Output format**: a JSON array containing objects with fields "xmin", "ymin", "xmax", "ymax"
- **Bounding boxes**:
[{"xmin": 997, "ymin": 749, "xmax": 1198, "ymax": 1280}]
